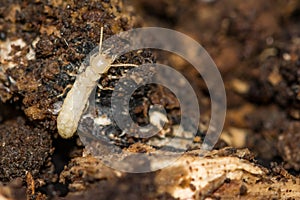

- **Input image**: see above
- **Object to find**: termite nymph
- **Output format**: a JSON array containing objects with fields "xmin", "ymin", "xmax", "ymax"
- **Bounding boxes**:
[{"xmin": 57, "ymin": 27, "xmax": 138, "ymax": 139}]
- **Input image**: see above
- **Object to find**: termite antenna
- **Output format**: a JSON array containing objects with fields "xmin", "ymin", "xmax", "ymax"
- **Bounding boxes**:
[
  {"xmin": 99, "ymin": 26, "xmax": 104, "ymax": 54},
  {"xmin": 110, "ymin": 63, "xmax": 139, "ymax": 68}
]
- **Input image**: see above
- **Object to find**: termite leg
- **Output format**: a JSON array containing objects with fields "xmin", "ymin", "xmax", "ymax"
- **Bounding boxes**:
[
  {"xmin": 66, "ymin": 71, "xmax": 78, "ymax": 77},
  {"xmin": 97, "ymin": 84, "xmax": 114, "ymax": 91},
  {"xmin": 57, "ymin": 84, "xmax": 73, "ymax": 98}
]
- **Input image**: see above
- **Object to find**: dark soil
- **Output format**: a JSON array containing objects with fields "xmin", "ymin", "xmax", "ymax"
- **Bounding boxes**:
[{"xmin": 0, "ymin": 117, "xmax": 52, "ymax": 182}]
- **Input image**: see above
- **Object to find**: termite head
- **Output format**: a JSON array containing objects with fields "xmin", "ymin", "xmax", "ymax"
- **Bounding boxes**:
[{"xmin": 90, "ymin": 52, "xmax": 112, "ymax": 74}]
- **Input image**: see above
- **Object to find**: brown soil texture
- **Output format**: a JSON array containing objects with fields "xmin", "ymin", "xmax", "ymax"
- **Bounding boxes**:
[{"xmin": 1, "ymin": 0, "xmax": 300, "ymax": 199}]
